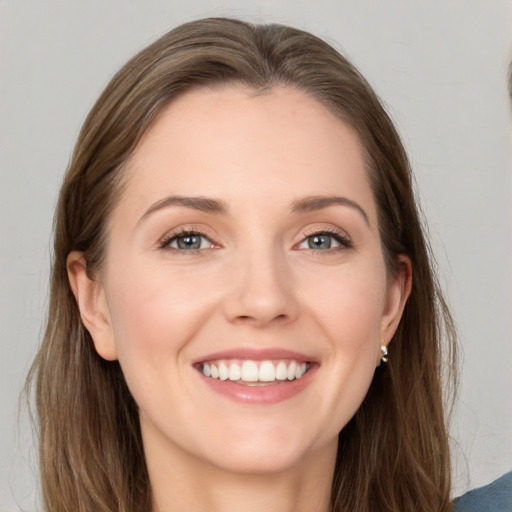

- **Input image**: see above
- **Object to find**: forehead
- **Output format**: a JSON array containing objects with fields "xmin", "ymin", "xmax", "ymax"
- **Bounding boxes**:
[{"xmin": 117, "ymin": 85, "xmax": 376, "ymax": 221}]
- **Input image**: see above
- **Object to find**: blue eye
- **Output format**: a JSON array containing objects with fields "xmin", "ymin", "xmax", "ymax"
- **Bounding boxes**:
[
  {"xmin": 162, "ymin": 231, "xmax": 213, "ymax": 251},
  {"xmin": 308, "ymin": 234, "xmax": 336, "ymax": 250},
  {"xmin": 297, "ymin": 231, "xmax": 351, "ymax": 251}
]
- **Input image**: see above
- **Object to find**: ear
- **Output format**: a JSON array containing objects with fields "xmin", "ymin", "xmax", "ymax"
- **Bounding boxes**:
[
  {"xmin": 67, "ymin": 251, "xmax": 118, "ymax": 361},
  {"xmin": 380, "ymin": 254, "xmax": 412, "ymax": 347}
]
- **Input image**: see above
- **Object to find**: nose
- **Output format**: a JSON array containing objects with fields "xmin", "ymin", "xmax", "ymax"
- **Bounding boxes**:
[{"xmin": 222, "ymin": 247, "xmax": 299, "ymax": 328}]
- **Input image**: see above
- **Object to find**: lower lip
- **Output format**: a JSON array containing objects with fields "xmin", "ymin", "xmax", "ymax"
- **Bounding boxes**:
[{"xmin": 197, "ymin": 365, "xmax": 317, "ymax": 404}]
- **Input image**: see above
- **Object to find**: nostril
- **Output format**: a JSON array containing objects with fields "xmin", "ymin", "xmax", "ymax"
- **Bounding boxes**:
[
  {"xmin": 272, "ymin": 314, "xmax": 289, "ymax": 324},
  {"xmin": 232, "ymin": 313, "xmax": 290, "ymax": 327}
]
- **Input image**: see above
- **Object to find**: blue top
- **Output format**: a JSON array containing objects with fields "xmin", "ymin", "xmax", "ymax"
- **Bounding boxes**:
[{"xmin": 453, "ymin": 471, "xmax": 512, "ymax": 512}]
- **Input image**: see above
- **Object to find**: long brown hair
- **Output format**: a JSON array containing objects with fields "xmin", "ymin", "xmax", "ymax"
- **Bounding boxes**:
[{"xmin": 27, "ymin": 17, "xmax": 457, "ymax": 511}]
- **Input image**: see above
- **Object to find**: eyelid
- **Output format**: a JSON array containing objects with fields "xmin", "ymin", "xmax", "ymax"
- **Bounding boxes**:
[
  {"xmin": 295, "ymin": 226, "xmax": 353, "ymax": 251},
  {"xmin": 156, "ymin": 224, "xmax": 352, "ymax": 253},
  {"xmin": 300, "ymin": 226, "xmax": 348, "ymax": 238},
  {"xmin": 158, "ymin": 225, "xmax": 221, "ymax": 252}
]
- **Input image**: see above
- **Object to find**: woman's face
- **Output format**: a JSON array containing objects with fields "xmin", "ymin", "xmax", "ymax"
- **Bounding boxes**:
[{"xmin": 71, "ymin": 85, "xmax": 409, "ymax": 475}]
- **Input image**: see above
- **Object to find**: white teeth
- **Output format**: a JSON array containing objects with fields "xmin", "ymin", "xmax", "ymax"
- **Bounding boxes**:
[
  {"xmin": 228, "ymin": 363, "xmax": 241, "ymax": 381},
  {"xmin": 241, "ymin": 361, "xmax": 259, "ymax": 382},
  {"xmin": 287, "ymin": 361, "xmax": 297, "ymax": 380},
  {"xmin": 201, "ymin": 359, "xmax": 310, "ymax": 383},
  {"xmin": 275, "ymin": 361, "xmax": 287, "ymax": 380},
  {"xmin": 219, "ymin": 362, "xmax": 229, "ymax": 381},
  {"xmin": 259, "ymin": 361, "xmax": 275, "ymax": 382}
]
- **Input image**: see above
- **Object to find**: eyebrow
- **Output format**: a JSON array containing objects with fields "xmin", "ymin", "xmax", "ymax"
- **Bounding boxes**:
[
  {"xmin": 138, "ymin": 195, "xmax": 228, "ymax": 224},
  {"xmin": 291, "ymin": 196, "xmax": 370, "ymax": 226},
  {"xmin": 138, "ymin": 194, "xmax": 369, "ymax": 226}
]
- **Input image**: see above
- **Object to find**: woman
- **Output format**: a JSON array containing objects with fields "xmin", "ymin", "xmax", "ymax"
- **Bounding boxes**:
[{"xmin": 28, "ymin": 17, "xmax": 458, "ymax": 511}]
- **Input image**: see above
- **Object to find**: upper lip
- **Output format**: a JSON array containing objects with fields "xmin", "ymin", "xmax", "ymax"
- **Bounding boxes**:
[{"xmin": 193, "ymin": 347, "xmax": 317, "ymax": 364}]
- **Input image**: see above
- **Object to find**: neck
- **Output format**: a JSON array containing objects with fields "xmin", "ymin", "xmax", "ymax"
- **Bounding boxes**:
[
  {"xmin": 144, "ymin": 425, "xmax": 336, "ymax": 512},
  {"xmin": 152, "ymin": 467, "xmax": 334, "ymax": 512}
]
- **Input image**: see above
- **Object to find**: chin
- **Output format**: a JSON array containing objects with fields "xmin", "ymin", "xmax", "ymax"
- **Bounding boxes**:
[
  {"xmin": 196, "ymin": 421, "xmax": 334, "ymax": 476},
  {"xmin": 207, "ymin": 444, "xmax": 312, "ymax": 475}
]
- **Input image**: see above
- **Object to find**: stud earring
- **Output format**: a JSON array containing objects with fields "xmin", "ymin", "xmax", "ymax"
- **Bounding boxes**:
[{"xmin": 378, "ymin": 345, "xmax": 388, "ymax": 366}]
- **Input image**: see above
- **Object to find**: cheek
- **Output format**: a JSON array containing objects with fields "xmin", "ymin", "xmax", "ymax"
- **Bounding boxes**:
[
  {"xmin": 103, "ymin": 263, "xmax": 225, "ymax": 427},
  {"xmin": 297, "ymin": 264, "xmax": 387, "ymax": 426},
  {"xmin": 105, "ymin": 263, "xmax": 219, "ymax": 366},
  {"xmin": 302, "ymin": 263, "xmax": 388, "ymax": 346}
]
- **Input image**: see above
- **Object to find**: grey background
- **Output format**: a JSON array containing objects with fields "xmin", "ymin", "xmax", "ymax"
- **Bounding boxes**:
[{"xmin": 1, "ymin": 1, "xmax": 511, "ymax": 510}]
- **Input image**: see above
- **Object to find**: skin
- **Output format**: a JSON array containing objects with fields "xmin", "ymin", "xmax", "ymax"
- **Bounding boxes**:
[{"xmin": 68, "ymin": 85, "xmax": 411, "ymax": 512}]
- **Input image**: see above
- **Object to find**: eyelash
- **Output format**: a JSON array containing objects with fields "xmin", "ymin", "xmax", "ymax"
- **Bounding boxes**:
[
  {"xmin": 159, "ymin": 229, "xmax": 216, "ymax": 254},
  {"xmin": 159, "ymin": 227, "xmax": 352, "ymax": 255},
  {"xmin": 298, "ymin": 228, "xmax": 353, "ymax": 252}
]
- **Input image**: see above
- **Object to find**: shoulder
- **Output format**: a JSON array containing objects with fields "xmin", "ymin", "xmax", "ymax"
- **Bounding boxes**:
[{"xmin": 453, "ymin": 471, "xmax": 512, "ymax": 512}]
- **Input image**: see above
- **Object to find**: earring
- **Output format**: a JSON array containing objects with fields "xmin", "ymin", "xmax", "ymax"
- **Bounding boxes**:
[{"xmin": 378, "ymin": 345, "xmax": 388, "ymax": 366}]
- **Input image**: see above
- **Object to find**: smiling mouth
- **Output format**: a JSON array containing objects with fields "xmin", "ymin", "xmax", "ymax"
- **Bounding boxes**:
[{"xmin": 196, "ymin": 359, "xmax": 311, "ymax": 385}]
